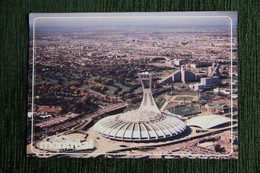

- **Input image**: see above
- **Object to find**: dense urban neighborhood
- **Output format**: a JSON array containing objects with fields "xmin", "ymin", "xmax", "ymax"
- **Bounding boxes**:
[{"xmin": 28, "ymin": 15, "xmax": 237, "ymax": 159}]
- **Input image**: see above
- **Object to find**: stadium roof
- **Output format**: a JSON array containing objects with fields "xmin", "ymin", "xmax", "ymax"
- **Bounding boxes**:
[
  {"xmin": 186, "ymin": 115, "xmax": 235, "ymax": 129},
  {"xmin": 93, "ymin": 111, "xmax": 186, "ymax": 141}
]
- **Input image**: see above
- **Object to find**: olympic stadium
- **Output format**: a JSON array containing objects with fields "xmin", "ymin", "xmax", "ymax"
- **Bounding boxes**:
[
  {"xmin": 93, "ymin": 72, "xmax": 235, "ymax": 142},
  {"xmin": 93, "ymin": 72, "xmax": 187, "ymax": 141}
]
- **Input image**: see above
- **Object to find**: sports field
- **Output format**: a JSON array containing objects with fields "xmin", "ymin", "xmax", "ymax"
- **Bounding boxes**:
[
  {"xmin": 174, "ymin": 96, "xmax": 194, "ymax": 101},
  {"xmin": 169, "ymin": 106, "xmax": 200, "ymax": 116},
  {"xmin": 169, "ymin": 94, "xmax": 199, "ymax": 103}
]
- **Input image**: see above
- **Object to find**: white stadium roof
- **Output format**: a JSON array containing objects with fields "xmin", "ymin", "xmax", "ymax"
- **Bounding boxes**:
[
  {"xmin": 93, "ymin": 72, "xmax": 187, "ymax": 142},
  {"xmin": 93, "ymin": 111, "xmax": 186, "ymax": 141},
  {"xmin": 186, "ymin": 115, "xmax": 235, "ymax": 129}
]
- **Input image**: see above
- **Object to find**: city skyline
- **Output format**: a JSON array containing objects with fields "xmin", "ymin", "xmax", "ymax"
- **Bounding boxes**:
[{"xmin": 29, "ymin": 12, "xmax": 237, "ymax": 30}]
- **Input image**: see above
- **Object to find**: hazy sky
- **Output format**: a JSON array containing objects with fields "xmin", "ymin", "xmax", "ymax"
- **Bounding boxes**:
[{"xmin": 29, "ymin": 12, "xmax": 237, "ymax": 30}]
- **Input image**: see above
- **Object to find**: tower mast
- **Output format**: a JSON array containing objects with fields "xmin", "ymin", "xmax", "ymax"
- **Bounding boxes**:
[{"xmin": 138, "ymin": 72, "xmax": 161, "ymax": 113}]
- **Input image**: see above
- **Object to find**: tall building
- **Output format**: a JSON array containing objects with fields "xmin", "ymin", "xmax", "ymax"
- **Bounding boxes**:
[
  {"xmin": 189, "ymin": 62, "xmax": 220, "ymax": 91},
  {"xmin": 159, "ymin": 65, "xmax": 200, "ymax": 84},
  {"xmin": 93, "ymin": 72, "xmax": 186, "ymax": 141},
  {"xmin": 208, "ymin": 62, "xmax": 219, "ymax": 77},
  {"xmin": 189, "ymin": 76, "xmax": 219, "ymax": 91}
]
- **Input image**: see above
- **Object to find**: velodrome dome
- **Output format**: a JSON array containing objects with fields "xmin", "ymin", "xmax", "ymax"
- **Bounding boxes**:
[
  {"xmin": 93, "ymin": 72, "xmax": 186, "ymax": 141},
  {"xmin": 186, "ymin": 114, "xmax": 236, "ymax": 129}
]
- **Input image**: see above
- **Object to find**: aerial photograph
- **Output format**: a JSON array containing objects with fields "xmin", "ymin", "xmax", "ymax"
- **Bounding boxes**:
[{"xmin": 27, "ymin": 12, "xmax": 238, "ymax": 159}]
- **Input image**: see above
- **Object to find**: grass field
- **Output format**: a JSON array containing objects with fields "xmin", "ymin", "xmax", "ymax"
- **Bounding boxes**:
[
  {"xmin": 152, "ymin": 69, "xmax": 177, "ymax": 78},
  {"xmin": 133, "ymin": 86, "xmax": 142, "ymax": 93},
  {"xmin": 155, "ymin": 97, "xmax": 166, "ymax": 109},
  {"xmin": 36, "ymin": 77, "xmax": 59, "ymax": 85},
  {"xmin": 174, "ymin": 96, "xmax": 194, "ymax": 101},
  {"xmin": 169, "ymin": 106, "xmax": 200, "ymax": 116},
  {"xmin": 165, "ymin": 101, "xmax": 179, "ymax": 110},
  {"xmin": 105, "ymin": 85, "xmax": 117, "ymax": 96},
  {"xmin": 167, "ymin": 91, "xmax": 197, "ymax": 96},
  {"xmin": 114, "ymin": 83, "xmax": 130, "ymax": 92},
  {"xmin": 80, "ymin": 84, "xmax": 106, "ymax": 97}
]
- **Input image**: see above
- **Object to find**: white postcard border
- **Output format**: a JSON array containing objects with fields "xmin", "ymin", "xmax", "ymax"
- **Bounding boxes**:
[{"xmin": 30, "ymin": 14, "xmax": 234, "ymax": 157}]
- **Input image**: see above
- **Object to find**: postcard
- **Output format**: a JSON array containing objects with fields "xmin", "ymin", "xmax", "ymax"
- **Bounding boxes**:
[{"xmin": 27, "ymin": 12, "xmax": 238, "ymax": 159}]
